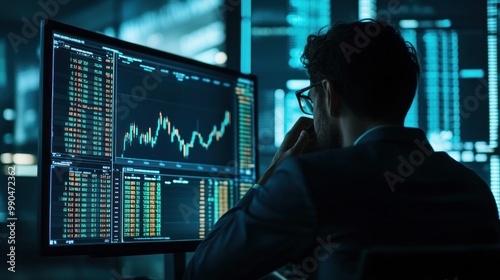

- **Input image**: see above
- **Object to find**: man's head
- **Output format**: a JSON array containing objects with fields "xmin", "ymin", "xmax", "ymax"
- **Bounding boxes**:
[{"xmin": 300, "ymin": 19, "xmax": 420, "ymax": 149}]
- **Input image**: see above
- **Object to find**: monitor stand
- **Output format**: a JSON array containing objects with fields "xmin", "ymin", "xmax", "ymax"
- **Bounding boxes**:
[
  {"xmin": 173, "ymin": 252, "xmax": 186, "ymax": 280},
  {"xmin": 107, "ymin": 252, "xmax": 186, "ymax": 280}
]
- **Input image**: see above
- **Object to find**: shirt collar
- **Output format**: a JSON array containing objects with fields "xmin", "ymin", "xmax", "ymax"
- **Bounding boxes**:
[
  {"xmin": 353, "ymin": 125, "xmax": 429, "ymax": 146},
  {"xmin": 353, "ymin": 125, "xmax": 395, "ymax": 146}
]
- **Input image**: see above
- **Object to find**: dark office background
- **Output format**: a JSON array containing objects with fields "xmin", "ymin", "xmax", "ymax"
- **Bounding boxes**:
[{"xmin": 0, "ymin": 0, "xmax": 498, "ymax": 279}]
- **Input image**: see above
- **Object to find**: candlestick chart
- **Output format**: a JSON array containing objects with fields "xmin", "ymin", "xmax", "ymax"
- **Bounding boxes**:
[{"xmin": 117, "ymin": 102, "xmax": 234, "ymax": 166}]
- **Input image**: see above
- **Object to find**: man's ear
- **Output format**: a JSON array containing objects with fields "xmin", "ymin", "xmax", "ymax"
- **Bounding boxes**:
[{"xmin": 322, "ymin": 79, "xmax": 340, "ymax": 117}]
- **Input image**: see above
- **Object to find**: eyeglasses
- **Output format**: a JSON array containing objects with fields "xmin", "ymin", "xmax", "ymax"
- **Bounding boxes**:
[{"xmin": 295, "ymin": 81, "xmax": 322, "ymax": 115}]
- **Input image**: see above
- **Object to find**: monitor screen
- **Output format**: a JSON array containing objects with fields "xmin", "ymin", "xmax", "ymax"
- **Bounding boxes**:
[{"xmin": 38, "ymin": 20, "xmax": 257, "ymax": 256}]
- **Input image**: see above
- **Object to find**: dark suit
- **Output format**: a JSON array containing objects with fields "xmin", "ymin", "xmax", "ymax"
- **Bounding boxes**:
[{"xmin": 184, "ymin": 126, "xmax": 500, "ymax": 279}]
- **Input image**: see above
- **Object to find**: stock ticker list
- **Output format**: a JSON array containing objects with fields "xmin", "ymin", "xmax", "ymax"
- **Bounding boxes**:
[
  {"xmin": 120, "ymin": 173, "xmax": 232, "ymax": 241},
  {"xmin": 236, "ymin": 81, "xmax": 255, "ymax": 198},
  {"xmin": 50, "ymin": 40, "xmax": 115, "ymax": 244},
  {"xmin": 53, "ymin": 46, "xmax": 113, "ymax": 159},
  {"xmin": 122, "ymin": 174, "xmax": 162, "ymax": 238},
  {"xmin": 50, "ymin": 167, "xmax": 112, "ymax": 243}
]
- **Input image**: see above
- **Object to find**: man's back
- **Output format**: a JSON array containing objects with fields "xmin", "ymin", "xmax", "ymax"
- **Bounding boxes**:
[{"xmin": 294, "ymin": 126, "xmax": 500, "ymax": 278}]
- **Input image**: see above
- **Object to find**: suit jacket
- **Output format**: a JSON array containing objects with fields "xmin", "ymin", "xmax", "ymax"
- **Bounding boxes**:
[{"xmin": 184, "ymin": 126, "xmax": 500, "ymax": 280}]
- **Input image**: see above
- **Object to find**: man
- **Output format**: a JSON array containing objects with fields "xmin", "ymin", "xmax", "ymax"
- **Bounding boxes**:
[{"xmin": 184, "ymin": 20, "xmax": 500, "ymax": 279}]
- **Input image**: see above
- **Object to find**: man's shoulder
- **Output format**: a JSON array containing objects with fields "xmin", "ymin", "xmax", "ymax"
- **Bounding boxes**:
[
  {"xmin": 295, "ymin": 142, "xmax": 385, "ymax": 168},
  {"xmin": 288, "ymin": 139, "xmax": 486, "ymax": 191}
]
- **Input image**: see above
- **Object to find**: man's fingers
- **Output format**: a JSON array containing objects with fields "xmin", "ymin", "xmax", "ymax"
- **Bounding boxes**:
[{"xmin": 290, "ymin": 130, "xmax": 309, "ymax": 155}]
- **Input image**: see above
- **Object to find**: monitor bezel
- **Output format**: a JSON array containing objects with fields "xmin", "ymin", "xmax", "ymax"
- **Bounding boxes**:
[{"xmin": 38, "ymin": 19, "xmax": 258, "ymax": 257}]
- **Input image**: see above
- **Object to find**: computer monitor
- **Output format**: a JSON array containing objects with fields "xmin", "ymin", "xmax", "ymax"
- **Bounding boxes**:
[{"xmin": 38, "ymin": 20, "xmax": 257, "ymax": 256}]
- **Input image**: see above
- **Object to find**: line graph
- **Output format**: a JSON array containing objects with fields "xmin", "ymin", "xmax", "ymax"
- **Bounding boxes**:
[{"xmin": 121, "ymin": 111, "xmax": 231, "ymax": 159}]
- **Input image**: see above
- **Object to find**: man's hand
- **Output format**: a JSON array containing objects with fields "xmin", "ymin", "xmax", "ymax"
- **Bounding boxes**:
[{"xmin": 257, "ymin": 117, "xmax": 315, "ymax": 185}]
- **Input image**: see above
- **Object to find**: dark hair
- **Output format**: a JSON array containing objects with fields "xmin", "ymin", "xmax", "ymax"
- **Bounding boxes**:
[{"xmin": 300, "ymin": 19, "xmax": 420, "ymax": 121}]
